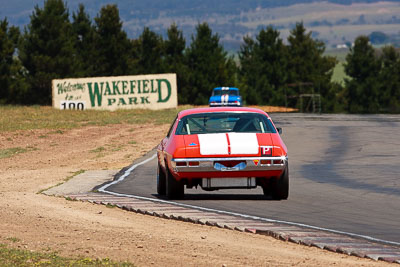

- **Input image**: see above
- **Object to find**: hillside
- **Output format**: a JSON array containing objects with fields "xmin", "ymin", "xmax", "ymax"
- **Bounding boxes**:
[{"xmin": 1, "ymin": 0, "xmax": 400, "ymax": 50}]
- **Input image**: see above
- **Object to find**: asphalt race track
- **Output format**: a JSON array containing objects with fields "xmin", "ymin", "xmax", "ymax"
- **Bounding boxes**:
[{"xmin": 106, "ymin": 113, "xmax": 400, "ymax": 244}]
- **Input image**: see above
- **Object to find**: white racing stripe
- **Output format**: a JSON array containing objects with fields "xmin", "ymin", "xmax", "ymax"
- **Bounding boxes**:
[
  {"xmin": 98, "ymin": 153, "xmax": 400, "ymax": 247},
  {"xmin": 198, "ymin": 133, "xmax": 259, "ymax": 155},
  {"xmin": 222, "ymin": 94, "xmax": 228, "ymax": 104},
  {"xmin": 228, "ymin": 133, "xmax": 258, "ymax": 155},
  {"xmin": 198, "ymin": 133, "xmax": 229, "ymax": 155}
]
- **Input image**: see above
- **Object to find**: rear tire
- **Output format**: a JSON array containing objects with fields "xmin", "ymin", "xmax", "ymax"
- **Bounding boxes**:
[
  {"xmin": 157, "ymin": 163, "xmax": 166, "ymax": 195},
  {"xmin": 271, "ymin": 163, "xmax": 289, "ymax": 200},
  {"xmin": 166, "ymin": 166, "xmax": 184, "ymax": 199}
]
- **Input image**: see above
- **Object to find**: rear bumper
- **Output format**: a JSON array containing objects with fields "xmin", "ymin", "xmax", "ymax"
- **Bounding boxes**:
[{"xmin": 171, "ymin": 156, "xmax": 287, "ymax": 174}]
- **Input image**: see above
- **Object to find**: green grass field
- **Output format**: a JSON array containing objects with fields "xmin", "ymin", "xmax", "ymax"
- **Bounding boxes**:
[
  {"xmin": 331, "ymin": 62, "xmax": 348, "ymax": 85},
  {"xmin": 0, "ymin": 105, "xmax": 185, "ymax": 159},
  {"xmin": 0, "ymin": 147, "xmax": 37, "ymax": 159},
  {"xmin": 0, "ymin": 105, "xmax": 189, "ymax": 132},
  {"xmin": 0, "ymin": 243, "xmax": 133, "ymax": 266},
  {"xmin": 325, "ymin": 48, "xmax": 350, "ymax": 85}
]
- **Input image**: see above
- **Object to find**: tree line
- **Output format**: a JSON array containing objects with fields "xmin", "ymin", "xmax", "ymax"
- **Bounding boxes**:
[{"xmin": 0, "ymin": 0, "xmax": 399, "ymax": 113}]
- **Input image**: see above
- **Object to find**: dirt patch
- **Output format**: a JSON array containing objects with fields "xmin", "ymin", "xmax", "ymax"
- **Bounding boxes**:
[
  {"xmin": 0, "ymin": 123, "xmax": 391, "ymax": 266},
  {"xmin": 248, "ymin": 105, "xmax": 298, "ymax": 113}
]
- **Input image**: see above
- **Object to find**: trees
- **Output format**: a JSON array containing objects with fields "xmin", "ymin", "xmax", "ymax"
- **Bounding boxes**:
[
  {"xmin": 131, "ymin": 27, "xmax": 165, "ymax": 75},
  {"xmin": 369, "ymin": 31, "xmax": 388, "ymax": 45},
  {"xmin": 93, "ymin": 4, "xmax": 132, "ymax": 76},
  {"xmin": 0, "ymin": 0, "xmax": 399, "ymax": 113},
  {"xmin": 344, "ymin": 36, "xmax": 381, "ymax": 113},
  {"xmin": 237, "ymin": 36, "xmax": 256, "ymax": 104},
  {"xmin": 238, "ymin": 23, "xmax": 337, "ymax": 110},
  {"xmin": 164, "ymin": 24, "xmax": 190, "ymax": 104},
  {"xmin": 19, "ymin": 0, "xmax": 77, "ymax": 104},
  {"xmin": 0, "ymin": 19, "xmax": 20, "ymax": 103},
  {"xmin": 378, "ymin": 46, "xmax": 400, "ymax": 113},
  {"xmin": 165, "ymin": 24, "xmax": 186, "ymax": 68},
  {"xmin": 185, "ymin": 23, "xmax": 236, "ymax": 104},
  {"xmin": 344, "ymin": 38, "xmax": 400, "ymax": 113},
  {"xmin": 256, "ymin": 27, "xmax": 288, "ymax": 105},
  {"xmin": 238, "ymin": 26, "xmax": 287, "ymax": 105},
  {"xmin": 286, "ymin": 22, "xmax": 337, "ymax": 112},
  {"xmin": 72, "ymin": 4, "xmax": 98, "ymax": 77}
]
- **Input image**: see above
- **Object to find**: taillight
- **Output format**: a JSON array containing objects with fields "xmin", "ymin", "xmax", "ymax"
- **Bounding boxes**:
[
  {"xmin": 188, "ymin": 161, "xmax": 199, "ymax": 166},
  {"xmin": 260, "ymin": 160, "xmax": 271, "ymax": 165},
  {"xmin": 176, "ymin": 162, "xmax": 187, "ymax": 167}
]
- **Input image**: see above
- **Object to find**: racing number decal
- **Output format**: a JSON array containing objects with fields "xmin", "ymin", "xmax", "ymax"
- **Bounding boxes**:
[{"xmin": 260, "ymin": 146, "xmax": 272, "ymax": 156}]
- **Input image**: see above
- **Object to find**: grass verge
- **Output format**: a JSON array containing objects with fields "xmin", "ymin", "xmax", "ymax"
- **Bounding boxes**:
[
  {"xmin": 0, "ymin": 243, "xmax": 133, "ymax": 266},
  {"xmin": 0, "ymin": 147, "xmax": 37, "ymax": 159},
  {"xmin": 0, "ymin": 105, "xmax": 192, "ymax": 132}
]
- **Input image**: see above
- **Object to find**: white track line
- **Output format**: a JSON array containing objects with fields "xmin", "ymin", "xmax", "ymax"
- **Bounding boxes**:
[{"xmin": 98, "ymin": 153, "xmax": 400, "ymax": 247}]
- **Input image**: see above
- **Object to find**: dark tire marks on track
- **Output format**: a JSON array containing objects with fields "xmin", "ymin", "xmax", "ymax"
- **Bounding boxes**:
[{"xmin": 108, "ymin": 113, "xmax": 400, "ymax": 244}]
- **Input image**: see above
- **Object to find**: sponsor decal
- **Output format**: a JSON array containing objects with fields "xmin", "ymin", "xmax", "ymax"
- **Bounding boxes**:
[
  {"xmin": 253, "ymin": 159, "xmax": 259, "ymax": 166},
  {"xmin": 189, "ymin": 143, "xmax": 197, "ymax": 146}
]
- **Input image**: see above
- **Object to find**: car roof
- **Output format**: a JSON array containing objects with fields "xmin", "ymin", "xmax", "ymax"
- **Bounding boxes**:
[
  {"xmin": 213, "ymin": 87, "xmax": 239, "ymax": 91},
  {"xmin": 177, "ymin": 107, "xmax": 269, "ymax": 118}
]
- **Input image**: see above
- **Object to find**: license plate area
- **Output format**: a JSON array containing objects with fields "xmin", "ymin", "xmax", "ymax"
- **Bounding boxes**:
[
  {"xmin": 202, "ymin": 177, "xmax": 256, "ymax": 189},
  {"xmin": 213, "ymin": 160, "xmax": 246, "ymax": 171}
]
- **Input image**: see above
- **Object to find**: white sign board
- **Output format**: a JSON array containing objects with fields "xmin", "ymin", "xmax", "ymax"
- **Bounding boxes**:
[{"xmin": 52, "ymin": 73, "xmax": 177, "ymax": 110}]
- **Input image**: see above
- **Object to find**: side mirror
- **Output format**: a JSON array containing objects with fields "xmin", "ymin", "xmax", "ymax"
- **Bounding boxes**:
[{"xmin": 277, "ymin": 127, "xmax": 282, "ymax": 135}]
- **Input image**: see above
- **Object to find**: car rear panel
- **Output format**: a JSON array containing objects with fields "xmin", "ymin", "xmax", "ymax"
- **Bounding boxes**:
[
  {"xmin": 169, "ymin": 132, "xmax": 287, "ymax": 180},
  {"xmin": 182, "ymin": 132, "xmax": 276, "ymax": 158}
]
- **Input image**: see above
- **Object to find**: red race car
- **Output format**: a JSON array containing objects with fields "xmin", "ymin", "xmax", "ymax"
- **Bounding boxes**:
[{"xmin": 157, "ymin": 107, "xmax": 288, "ymax": 200}]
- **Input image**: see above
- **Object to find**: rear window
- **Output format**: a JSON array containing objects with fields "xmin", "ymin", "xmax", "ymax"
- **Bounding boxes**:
[
  {"xmin": 212, "ymin": 89, "xmax": 239, "ymax": 96},
  {"xmin": 176, "ymin": 112, "xmax": 276, "ymax": 135},
  {"xmin": 228, "ymin": 90, "xmax": 239, "ymax": 96}
]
